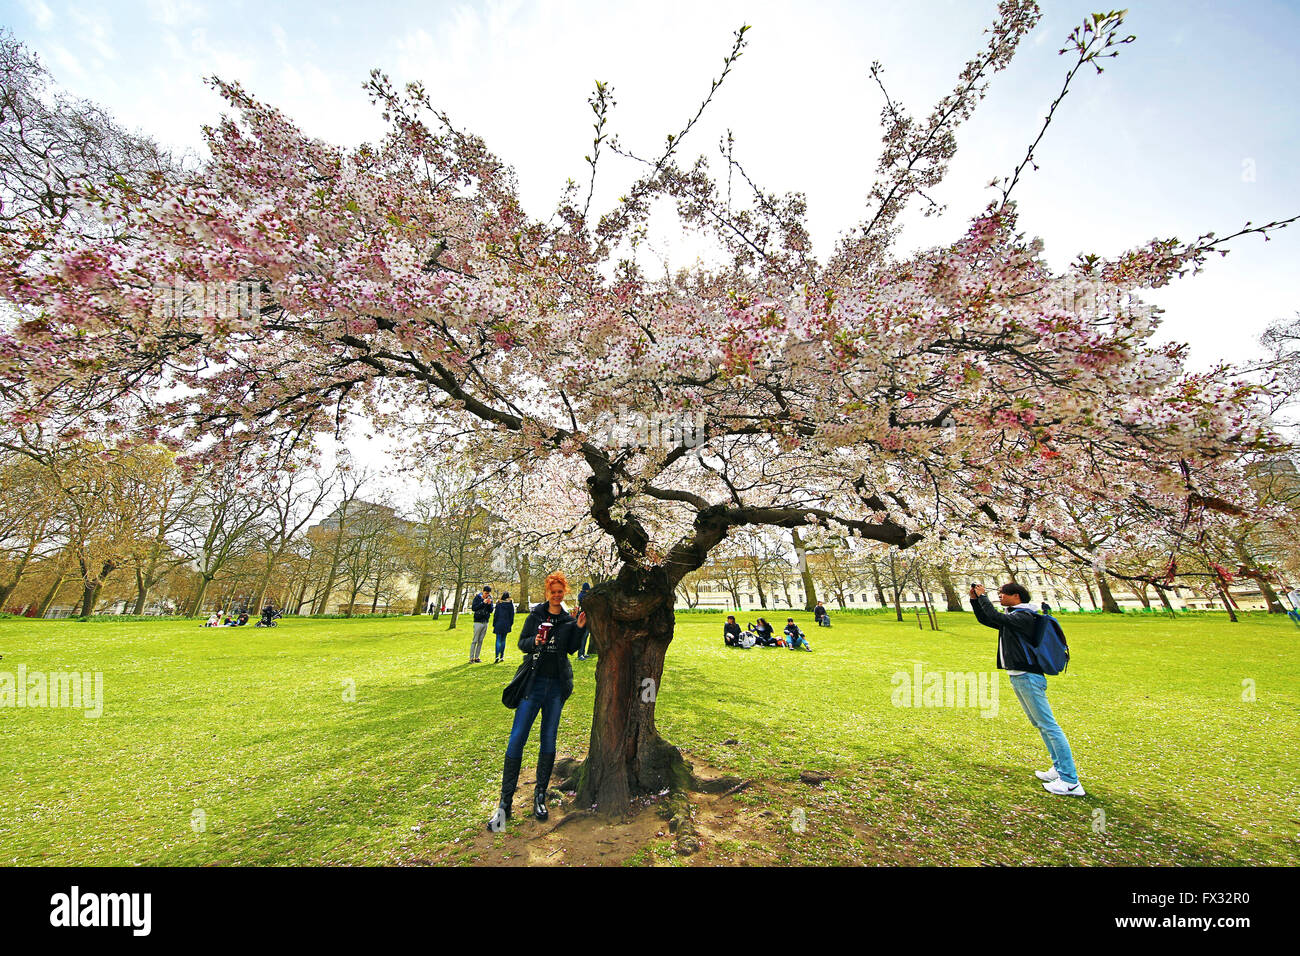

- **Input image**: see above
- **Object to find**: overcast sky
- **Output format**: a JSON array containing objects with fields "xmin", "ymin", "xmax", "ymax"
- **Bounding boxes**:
[{"xmin": 4, "ymin": 0, "xmax": 1298, "ymax": 496}]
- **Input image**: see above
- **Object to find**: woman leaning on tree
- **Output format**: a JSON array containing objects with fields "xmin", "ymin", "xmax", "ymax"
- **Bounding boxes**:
[{"xmin": 488, "ymin": 572, "xmax": 587, "ymax": 830}]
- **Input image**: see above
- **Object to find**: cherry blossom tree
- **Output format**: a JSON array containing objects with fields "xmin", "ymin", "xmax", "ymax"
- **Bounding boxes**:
[{"xmin": 0, "ymin": 2, "xmax": 1294, "ymax": 811}]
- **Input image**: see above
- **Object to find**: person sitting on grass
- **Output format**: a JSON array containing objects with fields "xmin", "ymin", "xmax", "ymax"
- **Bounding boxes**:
[
  {"xmin": 784, "ymin": 618, "xmax": 812, "ymax": 651},
  {"xmin": 205, "ymin": 611, "xmax": 220, "ymax": 628},
  {"xmin": 724, "ymin": 615, "xmax": 744, "ymax": 647},
  {"xmin": 813, "ymin": 601, "xmax": 831, "ymax": 627},
  {"xmin": 970, "ymin": 582, "xmax": 1084, "ymax": 797},
  {"xmin": 747, "ymin": 618, "xmax": 779, "ymax": 646}
]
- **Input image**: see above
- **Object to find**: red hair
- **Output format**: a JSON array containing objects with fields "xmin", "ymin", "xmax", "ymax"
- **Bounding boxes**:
[{"xmin": 544, "ymin": 571, "xmax": 569, "ymax": 596}]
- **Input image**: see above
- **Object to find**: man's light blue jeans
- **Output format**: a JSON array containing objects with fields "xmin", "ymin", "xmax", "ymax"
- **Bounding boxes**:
[{"xmin": 1008, "ymin": 672, "xmax": 1078, "ymax": 785}]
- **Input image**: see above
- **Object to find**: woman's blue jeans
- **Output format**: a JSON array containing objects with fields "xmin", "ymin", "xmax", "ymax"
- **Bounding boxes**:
[
  {"xmin": 494, "ymin": 630, "xmax": 509, "ymax": 659},
  {"xmin": 506, "ymin": 673, "xmax": 566, "ymax": 760},
  {"xmin": 1008, "ymin": 672, "xmax": 1078, "ymax": 784}
]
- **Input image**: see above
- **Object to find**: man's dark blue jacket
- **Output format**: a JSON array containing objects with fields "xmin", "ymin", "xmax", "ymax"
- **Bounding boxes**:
[{"xmin": 971, "ymin": 592, "xmax": 1043, "ymax": 674}]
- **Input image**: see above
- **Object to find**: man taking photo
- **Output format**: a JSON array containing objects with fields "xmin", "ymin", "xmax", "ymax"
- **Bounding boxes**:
[
  {"xmin": 469, "ymin": 585, "xmax": 493, "ymax": 664},
  {"xmin": 971, "ymin": 582, "xmax": 1084, "ymax": 796}
]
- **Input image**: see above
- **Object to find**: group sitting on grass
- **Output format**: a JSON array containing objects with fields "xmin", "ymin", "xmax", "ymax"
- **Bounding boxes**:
[
  {"xmin": 203, "ymin": 610, "xmax": 249, "ymax": 627},
  {"xmin": 722, "ymin": 615, "xmax": 811, "ymax": 651}
]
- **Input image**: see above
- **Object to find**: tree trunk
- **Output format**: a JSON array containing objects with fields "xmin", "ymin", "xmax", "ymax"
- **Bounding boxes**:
[
  {"xmin": 1083, "ymin": 577, "xmax": 1098, "ymax": 610},
  {"xmin": 575, "ymin": 582, "xmax": 690, "ymax": 816},
  {"xmin": 1230, "ymin": 537, "xmax": 1284, "ymax": 613},
  {"xmin": 1214, "ymin": 580, "xmax": 1239, "ymax": 623},
  {"xmin": 1258, "ymin": 578, "xmax": 1285, "ymax": 614},
  {"xmin": 252, "ymin": 557, "xmax": 275, "ymax": 613},
  {"xmin": 189, "ymin": 574, "xmax": 214, "ymax": 617},
  {"xmin": 0, "ymin": 575, "xmax": 20, "ymax": 610},
  {"xmin": 448, "ymin": 576, "xmax": 465, "ymax": 629},
  {"xmin": 293, "ymin": 577, "xmax": 310, "ymax": 615},
  {"xmin": 999, "ymin": 558, "xmax": 1018, "ymax": 583},
  {"xmin": 0, "ymin": 538, "xmax": 38, "ymax": 608},
  {"xmin": 888, "ymin": 554, "xmax": 904, "ymax": 622},
  {"xmin": 518, "ymin": 555, "xmax": 531, "ymax": 610},
  {"xmin": 36, "ymin": 571, "xmax": 66, "ymax": 618},
  {"xmin": 1155, "ymin": 584, "xmax": 1176, "ymax": 615},
  {"xmin": 413, "ymin": 573, "xmax": 431, "ymax": 615},
  {"xmin": 78, "ymin": 581, "xmax": 97, "ymax": 617},
  {"xmin": 935, "ymin": 565, "xmax": 964, "ymax": 612},
  {"xmin": 869, "ymin": 563, "xmax": 887, "ymax": 607},
  {"xmin": 1094, "ymin": 570, "xmax": 1121, "ymax": 613},
  {"xmin": 791, "ymin": 529, "xmax": 817, "ymax": 612},
  {"xmin": 132, "ymin": 567, "xmax": 148, "ymax": 615},
  {"xmin": 1134, "ymin": 583, "xmax": 1151, "ymax": 609}
]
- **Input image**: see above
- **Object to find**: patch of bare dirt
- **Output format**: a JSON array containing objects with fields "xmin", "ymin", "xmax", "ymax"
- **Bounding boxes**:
[{"xmin": 416, "ymin": 752, "xmax": 905, "ymax": 867}]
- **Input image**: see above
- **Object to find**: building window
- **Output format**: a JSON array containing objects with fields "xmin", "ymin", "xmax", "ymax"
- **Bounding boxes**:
[{"xmin": 848, "ymin": 594, "xmax": 855, "ymax": 602}]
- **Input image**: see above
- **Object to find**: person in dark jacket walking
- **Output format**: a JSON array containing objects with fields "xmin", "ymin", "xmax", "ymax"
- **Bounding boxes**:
[
  {"xmin": 487, "ymin": 572, "xmax": 587, "ymax": 831},
  {"xmin": 971, "ymin": 582, "xmax": 1084, "ymax": 796},
  {"xmin": 491, "ymin": 591, "xmax": 516, "ymax": 664},
  {"xmin": 575, "ymin": 582, "xmax": 592, "ymax": 660},
  {"xmin": 469, "ymin": 585, "xmax": 493, "ymax": 663}
]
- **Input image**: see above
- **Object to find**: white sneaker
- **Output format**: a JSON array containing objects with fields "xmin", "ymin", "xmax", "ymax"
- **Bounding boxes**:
[
  {"xmin": 1042, "ymin": 778, "xmax": 1086, "ymax": 797},
  {"xmin": 1034, "ymin": 768, "xmax": 1060, "ymax": 782}
]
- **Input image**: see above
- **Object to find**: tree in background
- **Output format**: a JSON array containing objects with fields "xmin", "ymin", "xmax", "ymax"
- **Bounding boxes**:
[{"xmin": 0, "ymin": 451, "xmax": 58, "ymax": 609}]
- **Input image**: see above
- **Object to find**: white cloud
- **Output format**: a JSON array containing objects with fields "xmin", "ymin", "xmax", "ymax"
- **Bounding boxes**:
[
  {"xmin": 69, "ymin": 5, "xmax": 117, "ymax": 62},
  {"xmin": 145, "ymin": 0, "xmax": 207, "ymax": 27},
  {"xmin": 20, "ymin": 0, "xmax": 54, "ymax": 32}
]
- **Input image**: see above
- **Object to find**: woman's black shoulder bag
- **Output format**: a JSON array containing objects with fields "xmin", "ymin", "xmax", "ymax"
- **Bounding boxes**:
[{"xmin": 502, "ymin": 650, "xmax": 540, "ymax": 709}]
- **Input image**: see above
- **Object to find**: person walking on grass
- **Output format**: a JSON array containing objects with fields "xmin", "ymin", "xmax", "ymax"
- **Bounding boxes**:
[
  {"xmin": 487, "ymin": 572, "xmax": 587, "ymax": 830},
  {"xmin": 491, "ymin": 591, "xmax": 516, "ymax": 664},
  {"xmin": 970, "ymin": 582, "xmax": 1084, "ymax": 796},
  {"xmin": 469, "ymin": 585, "xmax": 493, "ymax": 663}
]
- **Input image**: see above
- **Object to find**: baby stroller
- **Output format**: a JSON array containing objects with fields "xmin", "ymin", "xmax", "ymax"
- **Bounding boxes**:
[{"xmin": 256, "ymin": 608, "xmax": 282, "ymax": 628}]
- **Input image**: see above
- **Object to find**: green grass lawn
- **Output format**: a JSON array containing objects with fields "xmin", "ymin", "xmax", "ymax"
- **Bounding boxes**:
[{"xmin": 2, "ymin": 610, "xmax": 1297, "ymax": 866}]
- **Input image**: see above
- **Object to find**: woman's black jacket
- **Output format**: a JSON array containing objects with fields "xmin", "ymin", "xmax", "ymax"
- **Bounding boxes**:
[{"xmin": 518, "ymin": 602, "xmax": 583, "ymax": 700}]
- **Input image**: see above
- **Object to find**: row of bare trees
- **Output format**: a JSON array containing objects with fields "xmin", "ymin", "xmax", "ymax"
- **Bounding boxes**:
[{"xmin": 0, "ymin": 438, "xmax": 521, "ymax": 619}]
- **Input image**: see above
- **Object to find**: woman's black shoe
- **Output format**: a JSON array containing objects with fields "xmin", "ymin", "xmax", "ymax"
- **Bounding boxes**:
[
  {"xmin": 533, "ymin": 751, "xmax": 556, "ymax": 821},
  {"xmin": 488, "ymin": 755, "xmax": 522, "ymax": 831}
]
